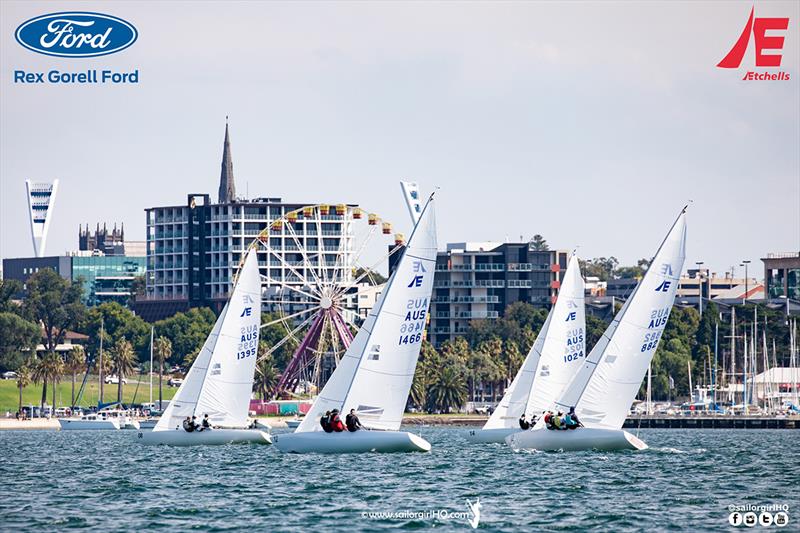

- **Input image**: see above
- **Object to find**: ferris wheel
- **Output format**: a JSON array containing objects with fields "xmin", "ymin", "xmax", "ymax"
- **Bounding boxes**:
[{"xmin": 239, "ymin": 203, "xmax": 406, "ymax": 398}]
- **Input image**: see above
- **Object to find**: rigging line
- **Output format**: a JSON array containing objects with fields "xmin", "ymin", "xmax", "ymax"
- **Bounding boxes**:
[{"xmin": 259, "ymin": 274, "xmax": 319, "ymax": 301}]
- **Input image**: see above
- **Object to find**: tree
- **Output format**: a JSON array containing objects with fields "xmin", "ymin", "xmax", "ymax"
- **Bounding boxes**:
[
  {"xmin": 472, "ymin": 338, "xmax": 504, "ymax": 401},
  {"xmin": 153, "ymin": 308, "xmax": 217, "ymax": 366},
  {"xmin": 352, "ymin": 267, "xmax": 387, "ymax": 286},
  {"xmin": 579, "ymin": 257, "xmax": 619, "ymax": 281},
  {"xmin": 16, "ymin": 362, "xmax": 32, "ymax": 413},
  {"xmin": 0, "ymin": 279, "xmax": 23, "ymax": 313},
  {"xmin": 23, "ymin": 269, "xmax": 85, "ymax": 355},
  {"xmin": 83, "ymin": 302, "xmax": 150, "ymax": 362},
  {"xmin": 529, "ymin": 234, "xmax": 549, "ymax": 251},
  {"xmin": 410, "ymin": 341, "xmax": 438, "ymax": 410},
  {"xmin": 154, "ymin": 336, "xmax": 172, "ymax": 408},
  {"xmin": 0, "ymin": 312, "xmax": 40, "ymax": 371},
  {"xmin": 111, "ymin": 339, "xmax": 137, "ymax": 404},
  {"xmin": 128, "ymin": 275, "xmax": 146, "ymax": 308},
  {"xmin": 428, "ymin": 366, "xmax": 467, "ymax": 413},
  {"xmin": 254, "ymin": 345, "xmax": 279, "ymax": 400},
  {"xmin": 32, "ymin": 352, "xmax": 64, "ymax": 410},
  {"xmin": 65, "ymin": 346, "xmax": 86, "ymax": 408}
]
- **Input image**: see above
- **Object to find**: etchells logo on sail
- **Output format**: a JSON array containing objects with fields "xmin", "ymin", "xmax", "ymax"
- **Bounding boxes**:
[{"xmin": 15, "ymin": 12, "xmax": 137, "ymax": 57}]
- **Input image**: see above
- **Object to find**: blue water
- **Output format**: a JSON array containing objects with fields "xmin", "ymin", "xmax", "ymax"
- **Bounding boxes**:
[{"xmin": 0, "ymin": 428, "xmax": 796, "ymax": 531}]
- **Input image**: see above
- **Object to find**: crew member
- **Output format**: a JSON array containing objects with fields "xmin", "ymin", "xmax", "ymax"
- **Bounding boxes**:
[
  {"xmin": 568, "ymin": 406, "xmax": 582, "ymax": 428},
  {"xmin": 345, "ymin": 409, "xmax": 362, "ymax": 432},
  {"xmin": 330, "ymin": 409, "xmax": 345, "ymax": 432},
  {"xmin": 200, "ymin": 414, "xmax": 211, "ymax": 431},
  {"xmin": 320, "ymin": 411, "xmax": 333, "ymax": 433},
  {"xmin": 518, "ymin": 414, "xmax": 530, "ymax": 430},
  {"xmin": 182, "ymin": 416, "xmax": 195, "ymax": 433}
]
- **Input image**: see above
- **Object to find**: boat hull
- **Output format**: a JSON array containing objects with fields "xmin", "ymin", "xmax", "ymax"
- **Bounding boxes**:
[
  {"xmin": 274, "ymin": 430, "xmax": 431, "ymax": 454},
  {"xmin": 137, "ymin": 429, "xmax": 272, "ymax": 446},
  {"xmin": 465, "ymin": 427, "xmax": 519, "ymax": 444},
  {"xmin": 124, "ymin": 419, "xmax": 140, "ymax": 430},
  {"xmin": 505, "ymin": 427, "xmax": 648, "ymax": 452},
  {"xmin": 58, "ymin": 418, "xmax": 121, "ymax": 430}
]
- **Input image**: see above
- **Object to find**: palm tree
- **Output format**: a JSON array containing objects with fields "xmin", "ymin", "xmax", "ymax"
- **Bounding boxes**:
[
  {"xmin": 254, "ymin": 353, "xmax": 278, "ymax": 401},
  {"xmin": 428, "ymin": 366, "xmax": 467, "ymax": 413},
  {"xmin": 111, "ymin": 339, "xmax": 137, "ymax": 405},
  {"xmin": 32, "ymin": 352, "xmax": 64, "ymax": 411},
  {"xmin": 31, "ymin": 355, "xmax": 48, "ymax": 409},
  {"xmin": 154, "ymin": 336, "xmax": 172, "ymax": 409},
  {"xmin": 65, "ymin": 346, "xmax": 86, "ymax": 408},
  {"xmin": 16, "ymin": 362, "xmax": 32, "ymax": 414}
]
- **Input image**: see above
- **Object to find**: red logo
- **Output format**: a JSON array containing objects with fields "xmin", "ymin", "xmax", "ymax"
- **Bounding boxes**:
[{"xmin": 718, "ymin": 6, "xmax": 790, "ymax": 80}]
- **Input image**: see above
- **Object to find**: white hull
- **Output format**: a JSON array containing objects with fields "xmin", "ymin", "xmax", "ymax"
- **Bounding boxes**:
[
  {"xmin": 285, "ymin": 419, "xmax": 302, "ymax": 429},
  {"xmin": 465, "ymin": 427, "xmax": 519, "ymax": 444},
  {"xmin": 59, "ymin": 418, "xmax": 121, "ymax": 430},
  {"xmin": 138, "ymin": 419, "xmax": 158, "ymax": 429},
  {"xmin": 124, "ymin": 419, "xmax": 140, "ymax": 430},
  {"xmin": 137, "ymin": 428, "xmax": 272, "ymax": 446},
  {"xmin": 506, "ymin": 427, "xmax": 648, "ymax": 452},
  {"xmin": 274, "ymin": 430, "xmax": 431, "ymax": 454}
]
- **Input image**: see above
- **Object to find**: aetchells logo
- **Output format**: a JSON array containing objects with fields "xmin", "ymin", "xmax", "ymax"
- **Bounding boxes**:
[
  {"xmin": 717, "ymin": 6, "xmax": 790, "ymax": 81},
  {"xmin": 15, "ymin": 11, "xmax": 137, "ymax": 58}
]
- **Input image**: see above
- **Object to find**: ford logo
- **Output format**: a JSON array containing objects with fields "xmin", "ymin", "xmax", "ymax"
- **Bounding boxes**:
[{"xmin": 15, "ymin": 12, "xmax": 138, "ymax": 58}]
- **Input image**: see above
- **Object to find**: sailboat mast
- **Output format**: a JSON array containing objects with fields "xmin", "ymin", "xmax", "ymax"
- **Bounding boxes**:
[
  {"xmin": 99, "ymin": 318, "xmax": 104, "ymax": 406},
  {"xmin": 729, "ymin": 308, "xmax": 736, "ymax": 404},
  {"xmin": 743, "ymin": 330, "xmax": 748, "ymax": 413},
  {"xmin": 646, "ymin": 364, "xmax": 652, "ymax": 415},
  {"xmin": 713, "ymin": 321, "xmax": 719, "ymax": 407},
  {"xmin": 149, "ymin": 326, "xmax": 154, "ymax": 405}
]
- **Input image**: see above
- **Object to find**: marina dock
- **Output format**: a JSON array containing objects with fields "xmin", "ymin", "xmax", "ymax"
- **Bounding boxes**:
[{"xmin": 623, "ymin": 415, "xmax": 800, "ymax": 429}]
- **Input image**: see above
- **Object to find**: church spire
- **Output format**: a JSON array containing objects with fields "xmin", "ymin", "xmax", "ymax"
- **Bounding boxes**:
[{"xmin": 218, "ymin": 116, "xmax": 236, "ymax": 203}]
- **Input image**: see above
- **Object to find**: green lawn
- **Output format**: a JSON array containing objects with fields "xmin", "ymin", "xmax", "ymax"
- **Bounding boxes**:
[{"xmin": 0, "ymin": 376, "xmax": 178, "ymax": 413}]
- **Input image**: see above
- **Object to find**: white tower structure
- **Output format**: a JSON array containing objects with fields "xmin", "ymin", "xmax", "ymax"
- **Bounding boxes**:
[{"xmin": 25, "ymin": 179, "xmax": 59, "ymax": 257}]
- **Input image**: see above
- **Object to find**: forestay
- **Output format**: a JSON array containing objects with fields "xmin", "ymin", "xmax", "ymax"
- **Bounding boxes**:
[
  {"xmin": 297, "ymin": 196, "xmax": 438, "ymax": 432},
  {"xmin": 552, "ymin": 209, "xmax": 687, "ymax": 430},
  {"xmin": 155, "ymin": 249, "xmax": 261, "ymax": 431},
  {"xmin": 483, "ymin": 254, "xmax": 585, "ymax": 429}
]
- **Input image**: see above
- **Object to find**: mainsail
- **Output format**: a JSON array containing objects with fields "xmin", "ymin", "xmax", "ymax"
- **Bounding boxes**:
[
  {"xmin": 483, "ymin": 254, "xmax": 586, "ymax": 429},
  {"xmin": 296, "ymin": 195, "xmax": 438, "ymax": 432},
  {"xmin": 552, "ymin": 209, "xmax": 687, "ymax": 430},
  {"xmin": 155, "ymin": 249, "xmax": 262, "ymax": 431}
]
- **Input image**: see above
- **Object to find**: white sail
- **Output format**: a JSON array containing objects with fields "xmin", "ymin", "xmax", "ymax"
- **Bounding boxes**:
[
  {"xmin": 297, "ymin": 195, "xmax": 438, "ymax": 432},
  {"xmin": 483, "ymin": 255, "xmax": 585, "ymax": 429},
  {"xmin": 551, "ymin": 209, "xmax": 687, "ymax": 430},
  {"xmin": 155, "ymin": 249, "xmax": 261, "ymax": 431}
]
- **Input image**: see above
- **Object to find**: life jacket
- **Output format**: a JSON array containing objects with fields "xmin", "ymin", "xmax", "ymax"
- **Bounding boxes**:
[
  {"xmin": 543, "ymin": 413, "xmax": 552, "ymax": 424},
  {"xmin": 331, "ymin": 414, "xmax": 345, "ymax": 432},
  {"xmin": 519, "ymin": 418, "xmax": 530, "ymax": 430}
]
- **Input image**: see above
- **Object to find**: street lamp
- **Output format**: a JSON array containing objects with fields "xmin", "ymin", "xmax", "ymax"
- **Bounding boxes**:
[
  {"xmin": 740, "ymin": 260, "xmax": 751, "ymax": 305},
  {"xmin": 696, "ymin": 261, "xmax": 704, "ymax": 317}
]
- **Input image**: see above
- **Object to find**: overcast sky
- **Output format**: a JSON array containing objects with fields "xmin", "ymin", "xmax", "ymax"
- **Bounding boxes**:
[{"xmin": 1, "ymin": 1, "xmax": 798, "ymax": 279}]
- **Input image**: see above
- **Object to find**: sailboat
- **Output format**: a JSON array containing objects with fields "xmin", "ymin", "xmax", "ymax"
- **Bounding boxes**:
[
  {"xmin": 139, "ymin": 249, "xmax": 271, "ymax": 445},
  {"xmin": 274, "ymin": 194, "xmax": 438, "ymax": 453},
  {"xmin": 507, "ymin": 207, "xmax": 687, "ymax": 452},
  {"xmin": 467, "ymin": 254, "xmax": 586, "ymax": 443}
]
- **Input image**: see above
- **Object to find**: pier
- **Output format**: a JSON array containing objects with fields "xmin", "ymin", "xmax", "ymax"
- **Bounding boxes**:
[{"xmin": 623, "ymin": 415, "xmax": 800, "ymax": 429}]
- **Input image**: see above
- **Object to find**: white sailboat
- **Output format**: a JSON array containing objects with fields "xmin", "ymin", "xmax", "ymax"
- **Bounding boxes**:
[
  {"xmin": 138, "ymin": 249, "xmax": 271, "ymax": 446},
  {"xmin": 508, "ymin": 208, "xmax": 687, "ymax": 452},
  {"xmin": 274, "ymin": 194, "xmax": 438, "ymax": 453},
  {"xmin": 467, "ymin": 254, "xmax": 586, "ymax": 443}
]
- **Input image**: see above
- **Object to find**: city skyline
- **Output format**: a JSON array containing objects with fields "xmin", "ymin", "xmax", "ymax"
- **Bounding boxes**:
[{"xmin": 1, "ymin": 1, "xmax": 798, "ymax": 276}]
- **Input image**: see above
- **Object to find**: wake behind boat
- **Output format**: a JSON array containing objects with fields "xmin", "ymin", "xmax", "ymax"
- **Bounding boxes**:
[
  {"xmin": 275, "ymin": 193, "xmax": 438, "ymax": 454},
  {"xmin": 138, "ymin": 249, "xmax": 271, "ymax": 446},
  {"xmin": 508, "ymin": 208, "xmax": 687, "ymax": 452}
]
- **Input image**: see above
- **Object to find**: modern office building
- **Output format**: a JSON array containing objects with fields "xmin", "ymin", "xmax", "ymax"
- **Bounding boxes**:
[
  {"xmin": 2, "ymin": 252, "xmax": 146, "ymax": 307},
  {"xmin": 425, "ymin": 242, "xmax": 569, "ymax": 347},
  {"xmin": 137, "ymin": 122, "xmax": 357, "ymax": 321},
  {"xmin": 25, "ymin": 179, "xmax": 58, "ymax": 257},
  {"xmin": 762, "ymin": 252, "xmax": 800, "ymax": 300}
]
